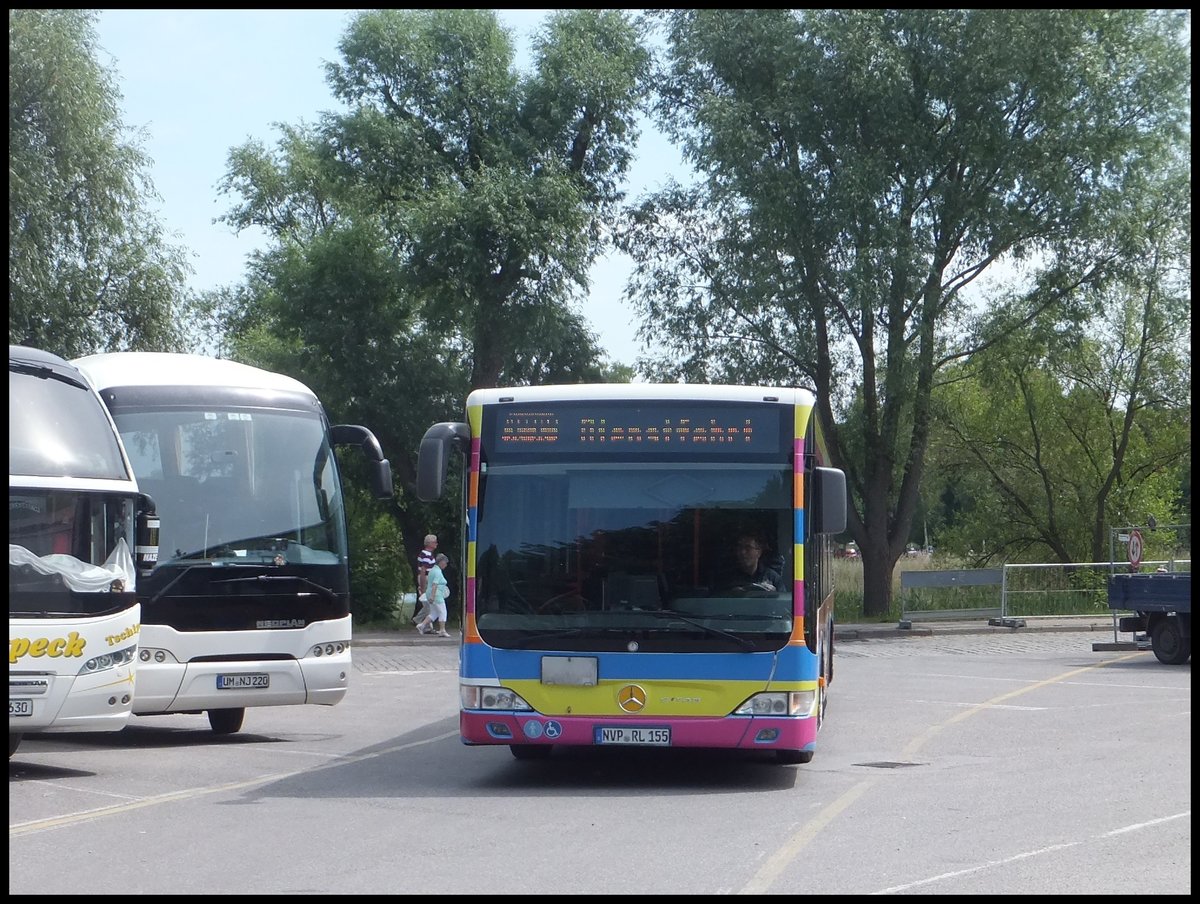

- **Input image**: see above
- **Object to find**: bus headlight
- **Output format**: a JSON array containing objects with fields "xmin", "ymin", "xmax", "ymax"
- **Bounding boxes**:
[
  {"xmin": 461, "ymin": 684, "xmax": 533, "ymax": 711},
  {"xmin": 79, "ymin": 645, "xmax": 137, "ymax": 675},
  {"xmin": 734, "ymin": 691, "xmax": 816, "ymax": 717},
  {"xmin": 310, "ymin": 641, "xmax": 349, "ymax": 658}
]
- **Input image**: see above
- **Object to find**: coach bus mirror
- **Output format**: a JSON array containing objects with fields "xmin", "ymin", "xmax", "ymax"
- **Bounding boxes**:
[
  {"xmin": 814, "ymin": 466, "xmax": 847, "ymax": 534},
  {"xmin": 330, "ymin": 424, "xmax": 384, "ymax": 459},
  {"xmin": 417, "ymin": 421, "xmax": 471, "ymax": 502},
  {"xmin": 330, "ymin": 424, "xmax": 394, "ymax": 499},
  {"xmin": 368, "ymin": 459, "xmax": 393, "ymax": 500},
  {"xmin": 136, "ymin": 493, "xmax": 160, "ymax": 578}
]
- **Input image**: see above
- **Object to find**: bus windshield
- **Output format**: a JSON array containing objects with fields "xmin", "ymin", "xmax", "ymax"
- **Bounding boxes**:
[
  {"xmin": 9, "ymin": 360, "xmax": 130, "ymax": 480},
  {"xmin": 9, "ymin": 489, "xmax": 138, "ymax": 618},
  {"xmin": 475, "ymin": 461, "xmax": 794, "ymax": 652},
  {"xmin": 116, "ymin": 406, "xmax": 347, "ymax": 569}
]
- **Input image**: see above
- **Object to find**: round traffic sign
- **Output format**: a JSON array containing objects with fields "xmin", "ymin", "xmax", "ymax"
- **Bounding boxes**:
[{"xmin": 1127, "ymin": 529, "xmax": 1144, "ymax": 569}]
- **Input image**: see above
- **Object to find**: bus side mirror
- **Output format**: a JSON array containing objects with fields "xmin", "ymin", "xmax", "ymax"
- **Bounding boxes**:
[
  {"xmin": 330, "ymin": 424, "xmax": 393, "ymax": 500},
  {"xmin": 136, "ymin": 493, "xmax": 160, "ymax": 577},
  {"xmin": 369, "ymin": 459, "xmax": 393, "ymax": 500},
  {"xmin": 814, "ymin": 467, "xmax": 847, "ymax": 534},
  {"xmin": 417, "ymin": 422, "xmax": 471, "ymax": 502}
]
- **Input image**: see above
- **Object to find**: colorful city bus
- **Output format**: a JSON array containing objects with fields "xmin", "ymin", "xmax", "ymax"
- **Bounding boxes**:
[
  {"xmin": 416, "ymin": 383, "xmax": 846, "ymax": 763},
  {"xmin": 74, "ymin": 353, "xmax": 393, "ymax": 735},
  {"xmin": 9, "ymin": 346, "xmax": 156, "ymax": 758}
]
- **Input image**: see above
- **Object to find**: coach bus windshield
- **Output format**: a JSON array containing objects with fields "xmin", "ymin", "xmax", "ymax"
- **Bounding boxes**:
[
  {"xmin": 474, "ymin": 461, "xmax": 795, "ymax": 653},
  {"xmin": 9, "ymin": 490, "xmax": 138, "ymax": 618},
  {"xmin": 115, "ymin": 407, "xmax": 348, "ymax": 570}
]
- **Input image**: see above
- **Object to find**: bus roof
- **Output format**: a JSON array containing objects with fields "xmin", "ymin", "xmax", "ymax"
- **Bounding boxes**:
[
  {"xmin": 74, "ymin": 352, "xmax": 316, "ymax": 397},
  {"xmin": 466, "ymin": 383, "xmax": 816, "ymax": 407}
]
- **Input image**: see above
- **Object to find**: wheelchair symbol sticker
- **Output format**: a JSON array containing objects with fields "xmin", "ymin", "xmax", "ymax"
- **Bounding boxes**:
[{"xmin": 544, "ymin": 721, "xmax": 562, "ymax": 739}]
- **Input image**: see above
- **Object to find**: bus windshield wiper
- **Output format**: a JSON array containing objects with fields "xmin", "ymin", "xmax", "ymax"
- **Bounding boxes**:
[
  {"xmin": 648, "ymin": 609, "xmax": 755, "ymax": 650},
  {"xmin": 211, "ymin": 573, "xmax": 338, "ymax": 602},
  {"xmin": 146, "ymin": 557, "xmax": 268, "ymax": 605},
  {"xmin": 10, "ymin": 360, "xmax": 89, "ymax": 390},
  {"xmin": 148, "ymin": 564, "xmax": 209, "ymax": 605}
]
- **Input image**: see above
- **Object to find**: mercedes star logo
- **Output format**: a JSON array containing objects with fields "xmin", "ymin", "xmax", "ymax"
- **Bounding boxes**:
[{"xmin": 617, "ymin": 684, "xmax": 647, "ymax": 713}]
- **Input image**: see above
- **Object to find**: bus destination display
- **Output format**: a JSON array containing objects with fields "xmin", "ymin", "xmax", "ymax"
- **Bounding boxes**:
[{"xmin": 494, "ymin": 404, "xmax": 780, "ymax": 454}]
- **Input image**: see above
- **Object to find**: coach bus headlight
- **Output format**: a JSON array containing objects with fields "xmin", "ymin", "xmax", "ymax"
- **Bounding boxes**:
[
  {"xmin": 310, "ymin": 642, "xmax": 348, "ymax": 658},
  {"xmin": 79, "ymin": 645, "xmax": 137, "ymax": 675},
  {"xmin": 735, "ymin": 691, "xmax": 816, "ymax": 717},
  {"xmin": 461, "ymin": 684, "xmax": 533, "ymax": 712}
]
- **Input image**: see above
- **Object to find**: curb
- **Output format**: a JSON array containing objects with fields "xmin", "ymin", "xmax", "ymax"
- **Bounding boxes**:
[
  {"xmin": 835, "ymin": 616, "xmax": 1118, "ymax": 642},
  {"xmin": 355, "ymin": 631, "xmax": 460, "ymax": 647}
]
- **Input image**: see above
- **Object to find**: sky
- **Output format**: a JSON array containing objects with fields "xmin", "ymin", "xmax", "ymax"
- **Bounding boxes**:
[{"xmin": 92, "ymin": 9, "xmax": 686, "ymax": 366}]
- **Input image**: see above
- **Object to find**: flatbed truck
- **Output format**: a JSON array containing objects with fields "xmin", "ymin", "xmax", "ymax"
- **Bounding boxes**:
[{"xmin": 1104, "ymin": 571, "xmax": 1191, "ymax": 665}]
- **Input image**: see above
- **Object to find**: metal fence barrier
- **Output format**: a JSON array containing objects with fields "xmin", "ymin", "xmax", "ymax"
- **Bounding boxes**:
[
  {"xmin": 898, "ymin": 559, "xmax": 1191, "ymax": 630},
  {"xmin": 898, "ymin": 568, "xmax": 1003, "ymax": 629}
]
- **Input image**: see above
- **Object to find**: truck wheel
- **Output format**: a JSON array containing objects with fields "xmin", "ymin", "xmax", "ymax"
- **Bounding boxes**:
[{"xmin": 1151, "ymin": 617, "xmax": 1190, "ymax": 665}]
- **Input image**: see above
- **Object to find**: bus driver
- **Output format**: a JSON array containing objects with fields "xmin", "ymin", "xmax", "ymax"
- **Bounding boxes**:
[{"xmin": 722, "ymin": 531, "xmax": 782, "ymax": 592}]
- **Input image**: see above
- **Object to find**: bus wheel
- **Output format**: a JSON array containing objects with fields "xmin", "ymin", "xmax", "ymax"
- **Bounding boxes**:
[
  {"xmin": 1151, "ymin": 617, "xmax": 1190, "ymax": 665},
  {"xmin": 776, "ymin": 749, "xmax": 813, "ymax": 765},
  {"xmin": 208, "ymin": 708, "xmax": 246, "ymax": 735},
  {"xmin": 510, "ymin": 744, "xmax": 552, "ymax": 760},
  {"xmin": 9, "ymin": 733, "xmax": 22, "ymax": 758}
]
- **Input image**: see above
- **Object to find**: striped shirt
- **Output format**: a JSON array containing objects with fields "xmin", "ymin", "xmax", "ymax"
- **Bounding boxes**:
[{"xmin": 417, "ymin": 546, "xmax": 436, "ymax": 588}]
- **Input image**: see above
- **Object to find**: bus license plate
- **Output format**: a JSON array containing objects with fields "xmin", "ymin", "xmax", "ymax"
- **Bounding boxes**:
[
  {"xmin": 9, "ymin": 699, "xmax": 33, "ymax": 717},
  {"xmin": 216, "ymin": 674, "xmax": 269, "ymax": 690},
  {"xmin": 594, "ymin": 726, "xmax": 671, "ymax": 746}
]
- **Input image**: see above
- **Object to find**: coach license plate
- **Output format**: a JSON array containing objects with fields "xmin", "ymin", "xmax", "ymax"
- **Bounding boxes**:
[
  {"xmin": 9, "ymin": 699, "xmax": 34, "ymax": 717},
  {"xmin": 216, "ymin": 673, "xmax": 269, "ymax": 690},
  {"xmin": 594, "ymin": 726, "xmax": 671, "ymax": 746}
]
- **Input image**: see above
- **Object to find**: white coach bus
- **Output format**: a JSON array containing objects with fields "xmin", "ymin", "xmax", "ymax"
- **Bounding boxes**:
[
  {"xmin": 74, "ymin": 353, "xmax": 393, "ymax": 735},
  {"xmin": 10, "ymin": 346, "xmax": 155, "ymax": 757}
]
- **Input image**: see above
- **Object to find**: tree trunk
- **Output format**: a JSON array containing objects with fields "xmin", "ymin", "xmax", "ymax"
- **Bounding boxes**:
[{"xmin": 860, "ymin": 542, "xmax": 897, "ymax": 618}]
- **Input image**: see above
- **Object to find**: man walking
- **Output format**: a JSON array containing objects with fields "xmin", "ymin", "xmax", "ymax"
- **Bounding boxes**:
[{"xmin": 413, "ymin": 533, "xmax": 437, "ymax": 626}]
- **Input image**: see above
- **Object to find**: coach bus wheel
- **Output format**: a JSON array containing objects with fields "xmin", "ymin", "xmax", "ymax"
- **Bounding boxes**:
[
  {"xmin": 208, "ymin": 708, "xmax": 246, "ymax": 735},
  {"xmin": 776, "ymin": 749, "xmax": 814, "ymax": 765},
  {"xmin": 510, "ymin": 744, "xmax": 553, "ymax": 760},
  {"xmin": 9, "ymin": 733, "xmax": 22, "ymax": 758},
  {"xmin": 1151, "ymin": 617, "xmax": 1190, "ymax": 665}
]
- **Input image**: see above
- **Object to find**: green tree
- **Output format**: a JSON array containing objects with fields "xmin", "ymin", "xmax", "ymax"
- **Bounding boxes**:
[
  {"xmin": 341, "ymin": 473, "xmax": 410, "ymax": 625},
  {"xmin": 929, "ymin": 161, "xmax": 1191, "ymax": 565},
  {"xmin": 214, "ymin": 9, "xmax": 652, "ymax": 576},
  {"xmin": 621, "ymin": 9, "xmax": 1190, "ymax": 615},
  {"xmin": 9, "ymin": 9, "xmax": 191, "ymax": 357}
]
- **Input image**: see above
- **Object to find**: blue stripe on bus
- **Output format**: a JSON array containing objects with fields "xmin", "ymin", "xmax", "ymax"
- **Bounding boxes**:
[{"xmin": 461, "ymin": 643, "xmax": 817, "ymax": 681}]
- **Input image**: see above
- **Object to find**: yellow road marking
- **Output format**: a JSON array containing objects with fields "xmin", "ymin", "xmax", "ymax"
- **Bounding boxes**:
[{"xmin": 738, "ymin": 652, "xmax": 1146, "ymax": 894}]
